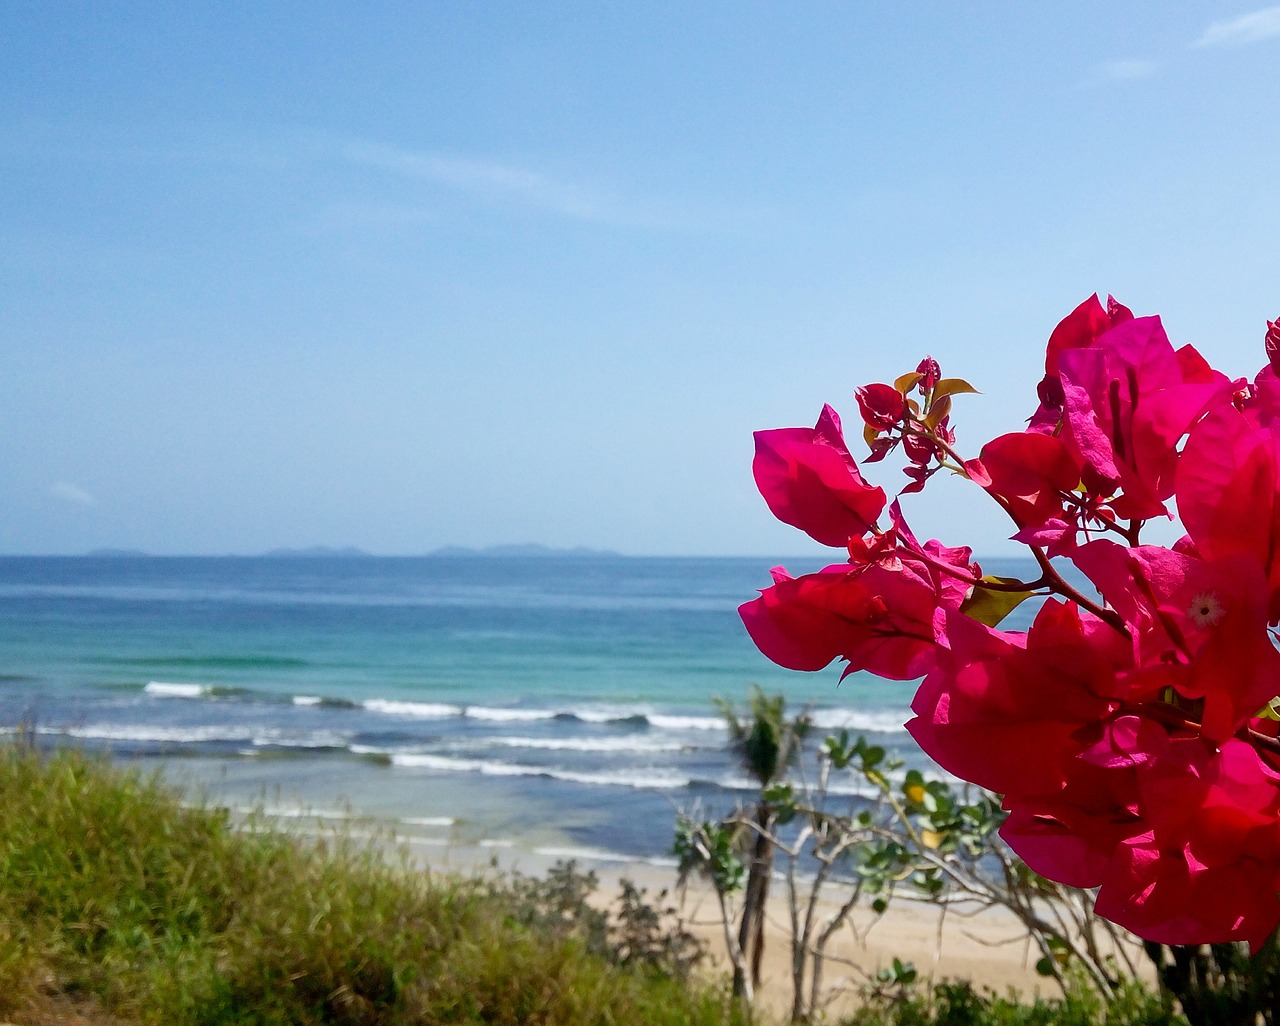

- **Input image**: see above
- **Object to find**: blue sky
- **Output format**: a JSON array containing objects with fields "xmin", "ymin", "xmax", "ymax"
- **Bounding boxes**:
[{"xmin": 2, "ymin": 3, "xmax": 1278, "ymax": 557}]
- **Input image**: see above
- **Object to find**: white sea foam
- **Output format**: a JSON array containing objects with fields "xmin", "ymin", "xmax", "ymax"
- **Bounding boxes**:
[
  {"xmin": 545, "ymin": 766, "xmax": 691, "ymax": 789},
  {"xmin": 464, "ymin": 706, "xmax": 557, "ymax": 722},
  {"xmin": 293, "ymin": 695, "xmax": 322, "ymax": 706},
  {"xmin": 809, "ymin": 708, "xmax": 910, "ymax": 733},
  {"xmin": 261, "ymin": 803, "xmax": 356, "ymax": 820},
  {"xmin": 401, "ymin": 816, "xmax": 457, "ymax": 827},
  {"xmin": 488, "ymin": 736, "xmax": 687, "ymax": 753},
  {"xmin": 646, "ymin": 713, "xmax": 725, "ymax": 731},
  {"xmin": 36, "ymin": 723, "xmax": 351, "ymax": 749},
  {"xmin": 533, "ymin": 845, "xmax": 644, "ymax": 864},
  {"xmin": 49, "ymin": 723, "xmax": 251, "ymax": 743},
  {"xmin": 643, "ymin": 855, "xmax": 680, "ymax": 869},
  {"xmin": 479, "ymin": 838, "xmax": 514, "ymax": 848},
  {"xmin": 219, "ymin": 802, "xmax": 356, "ymax": 820},
  {"xmin": 572, "ymin": 708, "xmax": 635, "ymax": 723},
  {"xmin": 253, "ymin": 730, "xmax": 351, "ymax": 749},
  {"xmin": 145, "ymin": 681, "xmax": 208, "ymax": 698},
  {"xmin": 363, "ymin": 699, "xmax": 460, "ymax": 718},
  {"xmin": 388, "ymin": 753, "xmax": 690, "ymax": 790},
  {"xmin": 391, "ymin": 753, "xmax": 520, "ymax": 774}
]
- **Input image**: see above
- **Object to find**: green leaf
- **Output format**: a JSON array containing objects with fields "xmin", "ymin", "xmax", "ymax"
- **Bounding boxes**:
[
  {"xmin": 1035, "ymin": 957, "xmax": 1055, "ymax": 976},
  {"xmin": 763, "ymin": 782, "xmax": 795, "ymax": 805},
  {"xmin": 1258, "ymin": 697, "xmax": 1280, "ymax": 722},
  {"xmin": 871, "ymin": 897, "xmax": 888, "ymax": 915},
  {"xmin": 923, "ymin": 394, "xmax": 952, "ymax": 430},
  {"xmin": 961, "ymin": 577, "xmax": 1037, "ymax": 628},
  {"xmin": 894, "ymin": 371, "xmax": 923, "ymax": 395},
  {"xmin": 934, "ymin": 377, "xmax": 980, "ymax": 399}
]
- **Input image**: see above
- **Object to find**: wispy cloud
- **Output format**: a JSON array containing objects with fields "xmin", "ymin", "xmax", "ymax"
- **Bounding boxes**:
[
  {"xmin": 1080, "ymin": 58, "xmax": 1158, "ymax": 89},
  {"xmin": 1194, "ymin": 6, "xmax": 1280, "ymax": 47},
  {"xmin": 50, "ymin": 481, "xmax": 97, "ymax": 507},
  {"xmin": 4, "ymin": 122, "xmax": 753, "ymax": 234},
  {"xmin": 335, "ymin": 140, "xmax": 693, "ymax": 230},
  {"xmin": 1100, "ymin": 59, "xmax": 1159, "ymax": 81}
]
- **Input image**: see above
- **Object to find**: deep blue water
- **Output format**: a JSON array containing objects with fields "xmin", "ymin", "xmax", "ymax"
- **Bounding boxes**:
[{"xmin": 0, "ymin": 555, "xmax": 1036, "ymax": 863}]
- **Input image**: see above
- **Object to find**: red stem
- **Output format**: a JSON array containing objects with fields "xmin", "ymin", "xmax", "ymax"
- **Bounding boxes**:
[{"xmin": 907, "ymin": 421, "xmax": 1127, "ymax": 634}]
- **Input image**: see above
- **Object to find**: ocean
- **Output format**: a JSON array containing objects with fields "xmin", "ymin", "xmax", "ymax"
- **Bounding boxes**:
[{"xmin": 0, "ymin": 554, "xmax": 1035, "ymax": 868}]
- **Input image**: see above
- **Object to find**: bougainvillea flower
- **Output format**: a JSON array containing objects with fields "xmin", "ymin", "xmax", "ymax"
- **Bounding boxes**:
[
  {"xmin": 1000, "ymin": 750, "xmax": 1145, "ymax": 889},
  {"xmin": 1073, "ymin": 540, "xmax": 1280, "ymax": 734},
  {"xmin": 980, "ymin": 431, "xmax": 1082, "ymax": 538},
  {"xmin": 1010, "ymin": 518, "xmax": 1077, "ymax": 556},
  {"xmin": 739, "ymin": 563, "xmax": 940, "ymax": 680},
  {"xmin": 1070, "ymin": 540, "xmax": 1194, "ymax": 672},
  {"xmin": 1095, "ymin": 739, "xmax": 1280, "ymax": 950},
  {"xmin": 1000, "ymin": 715, "xmax": 1165, "ymax": 890},
  {"xmin": 1030, "ymin": 294, "xmax": 1133, "ymax": 430},
  {"xmin": 880, "ymin": 502, "xmax": 979, "ymax": 612},
  {"xmin": 915, "ymin": 356, "xmax": 941, "ymax": 392},
  {"xmin": 920, "ymin": 538, "xmax": 978, "ymax": 612},
  {"xmin": 906, "ymin": 601, "xmax": 1123, "ymax": 797},
  {"xmin": 1094, "ymin": 830, "xmax": 1280, "ymax": 950},
  {"xmin": 752, "ymin": 405, "xmax": 887, "ymax": 547},
  {"xmin": 1158, "ymin": 554, "xmax": 1280, "ymax": 742},
  {"xmin": 1044, "ymin": 294, "xmax": 1135, "ymax": 381},
  {"xmin": 1057, "ymin": 316, "xmax": 1233, "ymax": 520},
  {"xmin": 743, "ymin": 299, "xmax": 1280, "ymax": 949},
  {"xmin": 1178, "ymin": 404, "xmax": 1280, "ymax": 622},
  {"xmin": 855, "ymin": 383, "xmax": 907, "ymax": 431}
]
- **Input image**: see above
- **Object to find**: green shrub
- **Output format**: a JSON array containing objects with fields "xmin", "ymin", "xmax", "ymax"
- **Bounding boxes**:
[
  {"xmin": 0, "ymin": 744, "xmax": 732, "ymax": 1026},
  {"xmin": 841, "ymin": 976, "xmax": 1184, "ymax": 1026}
]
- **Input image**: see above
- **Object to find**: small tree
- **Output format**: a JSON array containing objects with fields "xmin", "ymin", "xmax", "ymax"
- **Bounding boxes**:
[
  {"xmin": 716, "ymin": 686, "xmax": 811, "ymax": 998},
  {"xmin": 678, "ymin": 695, "xmax": 1157, "ymax": 1021}
]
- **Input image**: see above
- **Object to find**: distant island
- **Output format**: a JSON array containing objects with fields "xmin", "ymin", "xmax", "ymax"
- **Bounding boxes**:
[
  {"xmin": 84, "ymin": 548, "xmax": 151, "ymax": 558},
  {"xmin": 426, "ymin": 543, "xmax": 623, "ymax": 558},
  {"xmin": 261, "ymin": 546, "xmax": 370, "ymax": 558}
]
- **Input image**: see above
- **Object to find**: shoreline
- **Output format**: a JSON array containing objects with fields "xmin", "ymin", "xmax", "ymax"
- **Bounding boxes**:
[{"xmin": 271, "ymin": 813, "xmax": 1137, "ymax": 1017}]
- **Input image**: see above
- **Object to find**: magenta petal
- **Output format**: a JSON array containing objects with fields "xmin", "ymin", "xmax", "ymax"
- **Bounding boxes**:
[
  {"xmin": 1058, "ymin": 317, "xmax": 1234, "ymax": 520},
  {"xmin": 740, "ymin": 564, "xmax": 939, "ymax": 680},
  {"xmin": 1095, "ymin": 835, "xmax": 1280, "ymax": 950},
  {"xmin": 752, "ymin": 405, "xmax": 886, "ymax": 547},
  {"xmin": 1011, "ymin": 518, "xmax": 1074, "ymax": 553},
  {"xmin": 1000, "ymin": 802, "xmax": 1118, "ymax": 889}
]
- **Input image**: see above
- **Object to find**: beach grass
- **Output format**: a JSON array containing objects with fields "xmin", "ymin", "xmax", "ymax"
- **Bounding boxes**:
[
  {"xmin": 0, "ymin": 741, "xmax": 1185, "ymax": 1026},
  {"xmin": 0, "ymin": 742, "xmax": 736, "ymax": 1026}
]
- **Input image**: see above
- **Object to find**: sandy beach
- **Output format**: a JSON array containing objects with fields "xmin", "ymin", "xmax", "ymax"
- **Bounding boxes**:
[
  {"xmin": 393, "ymin": 833, "xmax": 1151, "ymax": 1019},
  {"xmin": 627, "ymin": 868, "xmax": 1081, "ymax": 1017}
]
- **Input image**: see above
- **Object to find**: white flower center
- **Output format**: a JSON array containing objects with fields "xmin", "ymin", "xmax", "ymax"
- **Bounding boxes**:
[{"xmin": 1188, "ymin": 591, "xmax": 1225, "ymax": 629}]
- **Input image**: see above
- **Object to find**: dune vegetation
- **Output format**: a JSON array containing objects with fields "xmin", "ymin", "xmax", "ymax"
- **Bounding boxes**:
[
  {"xmin": 0, "ymin": 742, "xmax": 736, "ymax": 1026},
  {"xmin": 0, "ymin": 742, "xmax": 1186, "ymax": 1026}
]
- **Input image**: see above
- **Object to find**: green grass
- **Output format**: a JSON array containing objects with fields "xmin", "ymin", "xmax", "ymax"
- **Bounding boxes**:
[
  {"xmin": 838, "ymin": 978, "xmax": 1183, "ymax": 1026},
  {"xmin": 0, "ymin": 743, "xmax": 736, "ymax": 1026},
  {"xmin": 0, "ymin": 742, "xmax": 1185, "ymax": 1026}
]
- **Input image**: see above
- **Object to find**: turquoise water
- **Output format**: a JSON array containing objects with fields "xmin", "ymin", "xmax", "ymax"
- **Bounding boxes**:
[{"xmin": 0, "ymin": 555, "xmax": 1035, "ymax": 862}]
